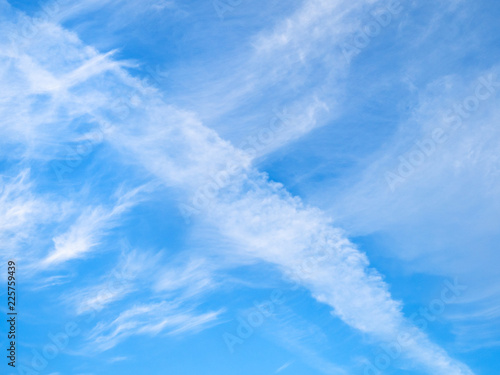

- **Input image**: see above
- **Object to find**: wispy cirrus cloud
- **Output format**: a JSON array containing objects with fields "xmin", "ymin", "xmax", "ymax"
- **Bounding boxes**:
[
  {"xmin": 42, "ymin": 184, "xmax": 150, "ymax": 266},
  {"xmin": 68, "ymin": 248, "xmax": 162, "ymax": 314},
  {"xmin": 87, "ymin": 302, "xmax": 224, "ymax": 351},
  {"xmin": 0, "ymin": 169, "xmax": 60, "ymax": 262},
  {"xmin": 0, "ymin": 0, "xmax": 484, "ymax": 374},
  {"xmin": 154, "ymin": 257, "xmax": 217, "ymax": 300}
]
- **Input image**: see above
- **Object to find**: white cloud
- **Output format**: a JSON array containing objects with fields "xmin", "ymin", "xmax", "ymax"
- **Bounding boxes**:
[
  {"xmin": 275, "ymin": 361, "xmax": 294, "ymax": 373},
  {"xmin": 203, "ymin": 178, "xmax": 473, "ymax": 375},
  {"xmin": 0, "ymin": 170, "xmax": 58, "ymax": 262},
  {"xmin": 0, "ymin": 1, "xmax": 478, "ymax": 373},
  {"xmin": 42, "ymin": 185, "xmax": 149, "ymax": 266},
  {"xmin": 154, "ymin": 257, "xmax": 217, "ymax": 300},
  {"xmin": 88, "ymin": 302, "xmax": 224, "ymax": 351},
  {"xmin": 156, "ymin": 0, "xmax": 391, "ymax": 161},
  {"xmin": 69, "ymin": 248, "xmax": 162, "ymax": 314},
  {"xmin": 108, "ymin": 356, "xmax": 128, "ymax": 363}
]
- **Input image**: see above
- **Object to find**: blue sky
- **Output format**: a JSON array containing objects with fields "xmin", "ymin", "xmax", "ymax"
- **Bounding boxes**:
[{"xmin": 0, "ymin": 0, "xmax": 499, "ymax": 374}]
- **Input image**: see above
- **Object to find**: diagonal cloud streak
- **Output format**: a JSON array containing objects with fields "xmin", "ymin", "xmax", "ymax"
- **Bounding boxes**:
[{"xmin": 0, "ymin": 0, "xmax": 475, "ymax": 373}]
